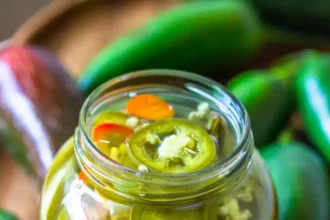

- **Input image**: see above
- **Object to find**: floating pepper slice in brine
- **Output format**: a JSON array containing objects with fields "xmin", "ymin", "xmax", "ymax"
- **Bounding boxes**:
[
  {"xmin": 93, "ymin": 123, "xmax": 134, "ymax": 143},
  {"xmin": 128, "ymin": 118, "xmax": 216, "ymax": 173},
  {"xmin": 93, "ymin": 111, "xmax": 129, "ymax": 126},
  {"xmin": 126, "ymin": 94, "xmax": 174, "ymax": 121},
  {"xmin": 92, "ymin": 123, "xmax": 134, "ymax": 161}
]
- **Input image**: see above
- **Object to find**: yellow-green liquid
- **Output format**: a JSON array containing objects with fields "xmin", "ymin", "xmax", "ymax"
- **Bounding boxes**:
[{"xmin": 41, "ymin": 90, "xmax": 276, "ymax": 220}]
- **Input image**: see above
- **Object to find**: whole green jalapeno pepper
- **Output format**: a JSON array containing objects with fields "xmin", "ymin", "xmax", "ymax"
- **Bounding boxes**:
[
  {"xmin": 295, "ymin": 51, "xmax": 330, "ymax": 162},
  {"xmin": 227, "ymin": 70, "xmax": 293, "ymax": 147},
  {"xmin": 0, "ymin": 209, "xmax": 19, "ymax": 220},
  {"xmin": 78, "ymin": 1, "xmax": 262, "ymax": 94},
  {"xmin": 261, "ymin": 142, "xmax": 329, "ymax": 220}
]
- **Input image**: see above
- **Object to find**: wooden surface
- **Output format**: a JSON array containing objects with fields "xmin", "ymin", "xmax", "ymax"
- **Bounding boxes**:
[
  {"xmin": 4, "ymin": 0, "xmax": 329, "ymax": 219},
  {"xmin": 13, "ymin": 0, "xmax": 179, "ymax": 78},
  {"xmin": 0, "ymin": 0, "xmax": 50, "ymax": 39}
]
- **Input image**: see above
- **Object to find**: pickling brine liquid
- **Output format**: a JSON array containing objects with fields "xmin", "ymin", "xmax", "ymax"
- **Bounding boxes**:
[
  {"xmin": 40, "ymin": 72, "xmax": 277, "ymax": 220},
  {"xmin": 89, "ymin": 91, "xmax": 237, "ymax": 165}
]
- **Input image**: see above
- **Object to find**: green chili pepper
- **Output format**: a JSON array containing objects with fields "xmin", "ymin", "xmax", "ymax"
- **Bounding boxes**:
[
  {"xmin": 261, "ymin": 142, "xmax": 329, "ymax": 220},
  {"xmin": 128, "ymin": 118, "xmax": 216, "ymax": 173},
  {"xmin": 226, "ymin": 50, "xmax": 307, "ymax": 147},
  {"xmin": 78, "ymin": 1, "xmax": 262, "ymax": 94},
  {"xmin": 0, "ymin": 209, "xmax": 19, "ymax": 220},
  {"xmin": 227, "ymin": 70, "xmax": 294, "ymax": 147},
  {"xmin": 295, "ymin": 51, "xmax": 330, "ymax": 162}
]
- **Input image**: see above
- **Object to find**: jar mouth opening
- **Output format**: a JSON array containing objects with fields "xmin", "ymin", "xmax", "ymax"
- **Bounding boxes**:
[{"xmin": 78, "ymin": 69, "xmax": 251, "ymax": 181}]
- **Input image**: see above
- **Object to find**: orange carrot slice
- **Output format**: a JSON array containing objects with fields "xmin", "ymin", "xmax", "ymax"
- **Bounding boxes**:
[{"xmin": 126, "ymin": 94, "xmax": 174, "ymax": 120}]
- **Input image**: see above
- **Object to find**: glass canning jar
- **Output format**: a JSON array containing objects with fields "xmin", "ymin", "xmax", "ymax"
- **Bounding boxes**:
[{"xmin": 40, "ymin": 70, "xmax": 277, "ymax": 220}]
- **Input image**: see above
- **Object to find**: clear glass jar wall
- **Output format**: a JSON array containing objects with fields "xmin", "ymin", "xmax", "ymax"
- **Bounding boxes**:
[{"xmin": 40, "ymin": 70, "xmax": 277, "ymax": 220}]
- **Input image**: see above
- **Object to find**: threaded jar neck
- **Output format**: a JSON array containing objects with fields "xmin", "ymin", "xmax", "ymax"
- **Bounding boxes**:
[{"xmin": 74, "ymin": 70, "xmax": 254, "ymax": 205}]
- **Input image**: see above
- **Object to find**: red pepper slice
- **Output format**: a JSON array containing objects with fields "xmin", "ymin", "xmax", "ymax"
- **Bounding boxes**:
[
  {"xmin": 78, "ymin": 171, "xmax": 88, "ymax": 184},
  {"xmin": 80, "ymin": 124, "xmax": 133, "ymax": 182},
  {"xmin": 92, "ymin": 123, "xmax": 134, "ymax": 147}
]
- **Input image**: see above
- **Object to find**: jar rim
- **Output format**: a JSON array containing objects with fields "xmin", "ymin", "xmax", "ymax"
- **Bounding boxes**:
[{"xmin": 77, "ymin": 69, "xmax": 252, "ymax": 184}]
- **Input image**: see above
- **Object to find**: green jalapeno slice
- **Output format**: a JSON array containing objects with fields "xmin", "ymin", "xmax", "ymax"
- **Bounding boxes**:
[
  {"xmin": 128, "ymin": 118, "xmax": 216, "ymax": 173},
  {"xmin": 93, "ymin": 111, "xmax": 129, "ymax": 126}
]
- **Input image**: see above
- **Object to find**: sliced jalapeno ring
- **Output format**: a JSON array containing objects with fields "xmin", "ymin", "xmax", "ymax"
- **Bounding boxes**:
[
  {"xmin": 207, "ymin": 115, "xmax": 225, "ymax": 140},
  {"xmin": 93, "ymin": 111, "xmax": 129, "ymax": 126},
  {"xmin": 92, "ymin": 123, "xmax": 134, "ymax": 157},
  {"xmin": 93, "ymin": 123, "xmax": 134, "ymax": 142},
  {"xmin": 128, "ymin": 118, "xmax": 216, "ymax": 173},
  {"xmin": 131, "ymin": 206, "xmax": 203, "ymax": 220},
  {"xmin": 92, "ymin": 111, "xmax": 136, "ymax": 165}
]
